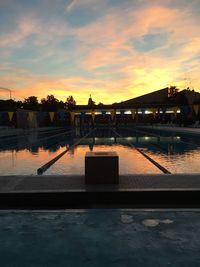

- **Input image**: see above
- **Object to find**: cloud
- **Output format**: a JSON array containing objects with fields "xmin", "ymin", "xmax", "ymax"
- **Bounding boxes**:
[
  {"xmin": 133, "ymin": 32, "xmax": 171, "ymax": 52},
  {"xmin": 0, "ymin": 14, "xmax": 41, "ymax": 48},
  {"xmin": 65, "ymin": 0, "xmax": 76, "ymax": 13},
  {"xmin": 65, "ymin": 0, "xmax": 105, "ymax": 13},
  {"xmin": 1, "ymin": 0, "xmax": 200, "ymax": 103}
]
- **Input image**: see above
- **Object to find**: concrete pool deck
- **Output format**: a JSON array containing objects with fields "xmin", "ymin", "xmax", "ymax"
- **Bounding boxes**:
[{"xmin": 0, "ymin": 174, "xmax": 200, "ymax": 208}]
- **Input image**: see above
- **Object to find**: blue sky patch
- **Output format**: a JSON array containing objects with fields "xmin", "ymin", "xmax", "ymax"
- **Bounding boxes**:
[{"xmin": 133, "ymin": 32, "xmax": 170, "ymax": 53}]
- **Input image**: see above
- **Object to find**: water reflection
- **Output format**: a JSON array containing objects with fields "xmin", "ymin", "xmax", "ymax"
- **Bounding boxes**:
[
  {"xmin": 1, "ymin": 128, "xmax": 200, "ymax": 175},
  {"xmin": 1, "ymin": 129, "xmax": 200, "ymax": 155},
  {"xmin": 45, "ymin": 145, "xmax": 161, "ymax": 175}
]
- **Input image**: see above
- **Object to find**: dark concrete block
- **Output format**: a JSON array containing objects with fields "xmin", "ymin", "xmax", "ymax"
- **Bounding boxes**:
[{"xmin": 85, "ymin": 152, "xmax": 119, "ymax": 184}]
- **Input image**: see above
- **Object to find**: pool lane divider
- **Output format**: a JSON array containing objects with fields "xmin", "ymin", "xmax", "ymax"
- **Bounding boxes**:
[
  {"xmin": 134, "ymin": 148, "xmax": 171, "ymax": 174},
  {"xmin": 127, "ymin": 127, "xmax": 189, "ymax": 153},
  {"xmin": 0, "ymin": 129, "xmax": 75, "ymax": 151},
  {"xmin": 125, "ymin": 127, "xmax": 169, "ymax": 153},
  {"xmin": 35, "ymin": 129, "xmax": 75, "ymax": 144},
  {"xmin": 112, "ymin": 129, "xmax": 171, "ymax": 174},
  {"xmin": 37, "ymin": 129, "xmax": 94, "ymax": 175},
  {"xmin": 135, "ymin": 127, "xmax": 199, "ymax": 148},
  {"xmin": 0, "ymin": 128, "xmax": 73, "ymax": 146},
  {"xmin": 0, "ymin": 127, "xmax": 66, "ymax": 141}
]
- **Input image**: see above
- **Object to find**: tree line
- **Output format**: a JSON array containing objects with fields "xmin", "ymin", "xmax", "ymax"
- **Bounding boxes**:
[{"xmin": 0, "ymin": 95, "xmax": 76, "ymax": 111}]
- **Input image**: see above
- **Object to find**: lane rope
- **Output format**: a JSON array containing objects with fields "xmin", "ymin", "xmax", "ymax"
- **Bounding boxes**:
[
  {"xmin": 37, "ymin": 129, "xmax": 94, "ymax": 175},
  {"xmin": 112, "ymin": 128, "xmax": 171, "ymax": 174},
  {"xmin": 134, "ymin": 127, "xmax": 199, "ymax": 147}
]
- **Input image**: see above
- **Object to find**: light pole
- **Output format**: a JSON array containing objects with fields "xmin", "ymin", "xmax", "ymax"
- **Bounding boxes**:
[{"xmin": 0, "ymin": 87, "xmax": 12, "ymax": 99}]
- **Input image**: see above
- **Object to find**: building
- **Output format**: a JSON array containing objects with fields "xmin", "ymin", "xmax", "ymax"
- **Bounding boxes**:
[
  {"xmin": 115, "ymin": 87, "xmax": 200, "ymax": 107},
  {"xmin": 168, "ymin": 89, "xmax": 200, "ymax": 105},
  {"xmin": 117, "ymin": 88, "xmax": 169, "ymax": 106}
]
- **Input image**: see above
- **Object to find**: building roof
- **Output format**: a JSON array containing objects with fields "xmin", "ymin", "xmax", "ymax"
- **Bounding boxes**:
[
  {"xmin": 117, "ymin": 88, "xmax": 169, "ymax": 106},
  {"xmin": 72, "ymin": 88, "xmax": 200, "ymax": 111}
]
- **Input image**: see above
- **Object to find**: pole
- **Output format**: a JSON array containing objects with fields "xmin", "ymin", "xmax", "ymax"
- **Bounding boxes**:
[{"xmin": 0, "ymin": 87, "xmax": 12, "ymax": 100}]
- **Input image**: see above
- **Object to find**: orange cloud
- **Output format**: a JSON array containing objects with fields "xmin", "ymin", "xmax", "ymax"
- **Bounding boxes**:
[{"xmin": 1, "ymin": 2, "xmax": 200, "ymax": 104}]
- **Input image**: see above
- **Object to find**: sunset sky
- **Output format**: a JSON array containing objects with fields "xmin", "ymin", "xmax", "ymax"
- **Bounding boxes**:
[{"xmin": 1, "ymin": 0, "xmax": 200, "ymax": 104}]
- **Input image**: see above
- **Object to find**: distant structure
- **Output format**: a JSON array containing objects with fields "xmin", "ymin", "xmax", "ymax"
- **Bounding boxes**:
[
  {"xmin": 88, "ymin": 94, "xmax": 95, "ymax": 106},
  {"xmin": 168, "ymin": 88, "xmax": 200, "ymax": 105},
  {"xmin": 0, "ymin": 87, "xmax": 12, "ymax": 99},
  {"xmin": 184, "ymin": 89, "xmax": 200, "ymax": 104}
]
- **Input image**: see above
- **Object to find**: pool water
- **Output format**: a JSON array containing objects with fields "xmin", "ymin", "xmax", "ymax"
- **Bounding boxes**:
[
  {"xmin": 0, "ymin": 209, "xmax": 200, "ymax": 267},
  {"xmin": 45, "ymin": 144, "xmax": 161, "ymax": 175},
  {"xmin": 0, "ymin": 147, "xmax": 66, "ymax": 176},
  {"xmin": 0, "ymin": 128, "xmax": 200, "ymax": 175}
]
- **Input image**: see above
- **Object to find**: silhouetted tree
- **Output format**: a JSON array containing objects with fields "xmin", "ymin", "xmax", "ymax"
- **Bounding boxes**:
[
  {"xmin": 97, "ymin": 102, "xmax": 104, "ymax": 107},
  {"xmin": 168, "ymin": 86, "xmax": 179, "ymax": 97},
  {"xmin": 40, "ymin": 94, "xmax": 64, "ymax": 111},
  {"xmin": 66, "ymin": 96, "xmax": 76, "ymax": 110},
  {"xmin": 23, "ymin": 96, "xmax": 39, "ymax": 110},
  {"xmin": 0, "ymin": 99, "xmax": 22, "ymax": 111}
]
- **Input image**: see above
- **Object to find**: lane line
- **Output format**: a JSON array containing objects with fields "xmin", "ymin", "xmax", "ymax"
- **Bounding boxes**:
[
  {"xmin": 135, "ymin": 127, "xmax": 199, "ymax": 147},
  {"xmin": 112, "ymin": 129, "xmax": 171, "ymax": 174},
  {"xmin": 37, "ymin": 129, "xmax": 94, "ymax": 175}
]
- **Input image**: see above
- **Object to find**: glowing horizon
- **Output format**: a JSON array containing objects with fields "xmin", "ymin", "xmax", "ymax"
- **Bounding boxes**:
[{"xmin": 1, "ymin": 0, "xmax": 200, "ymax": 104}]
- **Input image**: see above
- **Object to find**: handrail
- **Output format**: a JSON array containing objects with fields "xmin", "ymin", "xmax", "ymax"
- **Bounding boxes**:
[{"xmin": 37, "ymin": 129, "xmax": 94, "ymax": 175}]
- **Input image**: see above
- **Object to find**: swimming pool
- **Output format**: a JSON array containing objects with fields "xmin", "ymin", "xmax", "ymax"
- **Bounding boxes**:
[
  {"xmin": 0, "ymin": 209, "xmax": 200, "ymax": 267},
  {"xmin": 0, "ymin": 127, "xmax": 200, "ymax": 175}
]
